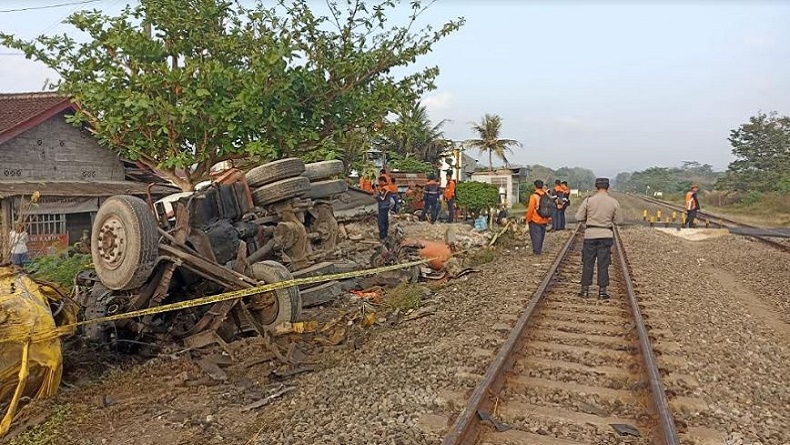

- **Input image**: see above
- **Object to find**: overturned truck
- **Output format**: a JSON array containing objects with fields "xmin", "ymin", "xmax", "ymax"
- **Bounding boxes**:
[{"xmin": 75, "ymin": 158, "xmax": 351, "ymax": 350}]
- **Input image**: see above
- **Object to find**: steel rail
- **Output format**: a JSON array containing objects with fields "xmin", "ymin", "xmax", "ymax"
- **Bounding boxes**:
[
  {"xmin": 614, "ymin": 226, "xmax": 681, "ymax": 445},
  {"xmin": 631, "ymin": 193, "xmax": 790, "ymax": 253},
  {"xmin": 441, "ymin": 225, "xmax": 581, "ymax": 445}
]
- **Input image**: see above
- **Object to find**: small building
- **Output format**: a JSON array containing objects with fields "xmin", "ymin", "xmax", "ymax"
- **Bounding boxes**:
[
  {"xmin": 0, "ymin": 92, "xmax": 176, "ymax": 260},
  {"xmin": 470, "ymin": 167, "xmax": 529, "ymax": 207}
]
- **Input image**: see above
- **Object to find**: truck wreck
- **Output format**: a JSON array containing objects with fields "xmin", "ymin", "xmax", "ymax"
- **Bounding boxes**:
[{"xmin": 74, "ymin": 158, "xmax": 352, "ymax": 350}]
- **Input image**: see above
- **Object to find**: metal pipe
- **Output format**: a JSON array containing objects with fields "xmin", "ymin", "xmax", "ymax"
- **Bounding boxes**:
[{"xmin": 246, "ymin": 239, "xmax": 276, "ymax": 264}]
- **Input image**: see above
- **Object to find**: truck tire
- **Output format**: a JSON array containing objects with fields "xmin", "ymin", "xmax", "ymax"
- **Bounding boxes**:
[
  {"xmin": 245, "ymin": 158, "xmax": 306, "ymax": 187},
  {"xmin": 251, "ymin": 176, "xmax": 310, "ymax": 206},
  {"xmin": 249, "ymin": 261, "xmax": 302, "ymax": 330},
  {"xmin": 91, "ymin": 195, "xmax": 159, "ymax": 291},
  {"xmin": 303, "ymin": 160, "xmax": 344, "ymax": 181},
  {"xmin": 304, "ymin": 179, "xmax": 348, "ymax": 200}
]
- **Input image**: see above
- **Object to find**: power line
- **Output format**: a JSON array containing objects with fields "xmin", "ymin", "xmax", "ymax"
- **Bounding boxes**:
[{"xmin": 0, "ymin": 0, "xmax": 104, "ymax": 14}]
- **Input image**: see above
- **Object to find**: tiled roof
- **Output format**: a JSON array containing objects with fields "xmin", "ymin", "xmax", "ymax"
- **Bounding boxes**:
[{"xmin": 0, "ymin": 92, "xmax": 73, "ymax": 143}]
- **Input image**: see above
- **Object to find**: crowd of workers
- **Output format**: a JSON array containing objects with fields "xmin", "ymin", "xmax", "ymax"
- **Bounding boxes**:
[
  {"xmin": 362, "ymin": 169, "xmax": 705, "ymax": 299},
  {"xmin": 363, "ymin": 169, "xmax": 458, "ymax": 241}
]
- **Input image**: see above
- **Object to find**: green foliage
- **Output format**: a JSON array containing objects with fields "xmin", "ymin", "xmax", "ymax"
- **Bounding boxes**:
[
  {"xmin": 519, "ymin": 164, "xmax": 597, "ymax": 190},
  {"xmin": 380, "ymin": 101, "xmax": 451, "ymax": 165},
  {"xmin": 615, "ymin": 162, "xmax": 721, "ymax": 194},
  {"xmin": 28, "ymin": 254, "xmax": 91, "ymax": 291},
  {"xmin": 717, "ymin": 112, "xmax": 790, "ymax": 193},
  {"xmin": 456, "ymin": 181, "xmax": 500, "ymax": 215},
  {"xmin": 387, "ymin": 154, "xmax": 435, "ymax": 174},
  {"xmin": 470, "ymin": 248, "xmax": 496, "ymax": 265},
  {"xmin": 743, "ymin": 190, "xmax": 764, "ymax": 205},
  {"xmin": 465, "ymin": 114, "xmax": 521, "ymax": 170},
  {"xmin": 1, "ymin": 0, "xmax": 464, "ymax": 191},
  {"xmin": 384, "ymin": 283, "xmax": 424, "ymax": 311},
  {"xmin": 518, "ymin": 182, "xmax": 533, "ymax": 204}
]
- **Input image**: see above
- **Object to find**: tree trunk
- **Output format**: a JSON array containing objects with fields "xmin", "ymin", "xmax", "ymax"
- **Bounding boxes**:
[{"xmin": 489, "ymin": 150, "xmax": 493, "ymax": 171}]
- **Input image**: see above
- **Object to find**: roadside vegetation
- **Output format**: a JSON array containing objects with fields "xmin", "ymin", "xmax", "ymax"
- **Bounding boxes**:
[
  {"xmin": 614, "ymin": 111, "xmax": 790, "ymax": 226},
  {"xmin": 28, "ymin": 254, "xmax": 91, "ymax": 292}
]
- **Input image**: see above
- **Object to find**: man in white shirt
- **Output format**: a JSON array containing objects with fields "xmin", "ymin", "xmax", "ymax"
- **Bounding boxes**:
[{"xmin": 9, "ymin": 224, "xmax": 29, "ymax": 267}]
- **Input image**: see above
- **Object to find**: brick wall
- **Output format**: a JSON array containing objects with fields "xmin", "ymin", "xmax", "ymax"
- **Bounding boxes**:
[{"xmin": 0, "ymin": 112, "xmax": 125, "ymax": 181}]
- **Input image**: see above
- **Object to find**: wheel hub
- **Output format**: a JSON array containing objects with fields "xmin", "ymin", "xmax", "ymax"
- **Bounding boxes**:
[{"xmin": 96, "ymin": 216, "xmax": 127, "ymax": 270}]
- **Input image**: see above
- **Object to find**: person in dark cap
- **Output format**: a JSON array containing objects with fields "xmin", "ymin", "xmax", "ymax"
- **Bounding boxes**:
[
  {"xmin": 422, "ymin": 173, "xmax": 441, "ymax": 223},
  {"xmin": 574, "ymin": 177, "xmax": 622, "ymax": 299}
]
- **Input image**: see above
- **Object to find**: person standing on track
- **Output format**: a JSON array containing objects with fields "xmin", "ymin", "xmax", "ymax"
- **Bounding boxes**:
[
  {"xmin": 685, "ymin": 184, "xmax": 701, "ymax": 228},
  {"xmin": 575, "ymin": 177, "xmax": 622, "ymax": 300},
  {"xmin": 526, "ymin": 180, "xmax": 551, "ymax": 255}
]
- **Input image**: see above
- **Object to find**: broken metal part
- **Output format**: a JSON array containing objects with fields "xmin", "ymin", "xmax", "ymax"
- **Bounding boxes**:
[
  {"xmin": 610, "ymin": 423, "xmax": 641, "ymax": 437},
  {"xmin": 476, "ymin": 410, "xmax": 510, "ymax": 432}
]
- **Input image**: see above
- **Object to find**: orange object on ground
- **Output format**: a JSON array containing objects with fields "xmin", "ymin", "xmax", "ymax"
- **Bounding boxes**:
[{"xmin": 402, "ymin": 238, "xmax": 452, "ymax": 270}]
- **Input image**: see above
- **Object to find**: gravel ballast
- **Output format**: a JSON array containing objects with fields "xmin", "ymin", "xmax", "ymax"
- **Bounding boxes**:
[{"xmin": 621, "ymin": 226, "xmax": 790, "ymax": 445}]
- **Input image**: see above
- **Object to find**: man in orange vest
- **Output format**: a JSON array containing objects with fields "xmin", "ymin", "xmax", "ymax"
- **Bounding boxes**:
[
  {"xmin": 444, "ymin": 172, "xmax": 457, "ymax": 223},
  {"xmin": 526, "ymin": 180, "xmax": 551, "ymax": 255},
  {"xmin": 377, "ymin": 169, "xmax": 398, "ymax": 211},
  {"xmin": 685, "ymin": 185, "xmax": 701, "ymax": 228}
]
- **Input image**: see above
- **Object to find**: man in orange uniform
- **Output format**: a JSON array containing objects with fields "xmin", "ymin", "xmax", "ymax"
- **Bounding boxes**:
[
  {"xmin": 685, "ymin": 184, "xmax": 701, "ymax": 228},
  {"xmin": 526, "ymin": 180, "xmax": 551, "ymax": 255},
  {"xmin": 359, "ymin": 175, "xmax": 374, "ymax": 193},
  {"xmin": 379, "ymin": 169, "xmax": 400, "ymax": 212},
  {"xmin": 444, "ymin": 172, "xmax": 457, "ymax": 223}
]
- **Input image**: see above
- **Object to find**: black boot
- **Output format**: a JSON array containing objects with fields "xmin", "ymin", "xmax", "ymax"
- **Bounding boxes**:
[
  {"xmin": 598, "ymin": 287, "xmax": 610, "ymax": 300},
  {"xmin": 578, "ymin": 286, "xmax": 590, "ymax": 298}
]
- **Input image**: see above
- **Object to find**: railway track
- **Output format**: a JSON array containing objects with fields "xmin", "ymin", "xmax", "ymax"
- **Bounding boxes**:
[
  {"xmin": 442, "ymin": 226, "xmax": 679, "ymax": 445},
  {"xmin": 629, "ymin": 193, "xmax": 790, "ymax": 253}
]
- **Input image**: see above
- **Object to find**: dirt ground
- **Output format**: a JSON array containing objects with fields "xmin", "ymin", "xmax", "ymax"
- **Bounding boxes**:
[
  {"xmin": 4, "ymin": 218, "xmax": 571, "ymax": 445},
  {"xmin": 5, "ymin": 195, "xmax": 789, "ymax": 445}
]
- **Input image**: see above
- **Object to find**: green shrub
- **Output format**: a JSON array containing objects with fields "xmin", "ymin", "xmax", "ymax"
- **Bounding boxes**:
[
  {"xmin": 28, "ymin": 253, "xmax": 91, "ymax": 291},
  {"xmin": 456, "ymin": 181, "xmax": 500, "ymax": 215},
  {"xmin": 743, "ymin": 191, "xmax": 763, "ymax": 205}
]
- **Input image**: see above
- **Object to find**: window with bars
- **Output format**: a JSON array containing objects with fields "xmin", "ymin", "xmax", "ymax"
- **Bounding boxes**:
[{"xmin": 10, "ymin": 212, "xmax": 67, "ymax": 236}]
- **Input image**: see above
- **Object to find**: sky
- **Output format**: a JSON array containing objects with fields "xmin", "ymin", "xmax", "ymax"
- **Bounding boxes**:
[{"xmin": 1, "ymin": 1, "xmax": 789, "ymax": 178}]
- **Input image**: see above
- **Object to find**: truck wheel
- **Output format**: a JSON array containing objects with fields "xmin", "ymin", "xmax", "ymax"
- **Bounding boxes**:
[
  {"xmin": 251, "ymin": 176, "xmax": 310, "ymax": 206},
  {"xmin": 303, "ymin": 179, "xmax": 348, "ymax": 200},
  {"xmin": 249, "ymin": 261, "xmax": 302, "ymax": 329},
  {"xmin": 91, "ymin": 195, "xmax": 159, "ymax": 291},
  {"xmin": 303, "ymin": 160, "xmax": 344, "ymax": 181},
  {"xmin": 245, "ymin": 158, "xmax": 306, "ymax": 187}
]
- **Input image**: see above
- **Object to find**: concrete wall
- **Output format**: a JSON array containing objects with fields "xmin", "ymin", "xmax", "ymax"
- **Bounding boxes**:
[{"xmin": 0, "ymin": 112, "xmax": 124, "ymax": 181}]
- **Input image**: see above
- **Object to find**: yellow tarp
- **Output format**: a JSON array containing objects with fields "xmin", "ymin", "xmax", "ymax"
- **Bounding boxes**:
[{"xmin": 0, "ymin": 266, "xmax": 77, "ymax": 437}]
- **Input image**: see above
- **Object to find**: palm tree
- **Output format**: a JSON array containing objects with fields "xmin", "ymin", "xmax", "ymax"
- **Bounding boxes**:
[
  {"xmin": 465, "ymin": 114, "xmax": 522, "ymax": 171},
  {"xmin": 384, "ymin": 101, "xmax": 451, "ymax": 165}
]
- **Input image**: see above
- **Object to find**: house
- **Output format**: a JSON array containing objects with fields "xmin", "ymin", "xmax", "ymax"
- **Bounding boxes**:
[
  {"xmin": 470, "ymin": 167, "xmax": 529, "ymax": 207},
  {"xmin": 0, "ymin": 92, "xmax": 176, "ymax": 260}
]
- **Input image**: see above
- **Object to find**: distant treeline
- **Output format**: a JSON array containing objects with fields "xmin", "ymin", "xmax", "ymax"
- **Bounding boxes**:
[{"xmin": 614, "ymin": 161, "xmax": 721, "ymax": 194}]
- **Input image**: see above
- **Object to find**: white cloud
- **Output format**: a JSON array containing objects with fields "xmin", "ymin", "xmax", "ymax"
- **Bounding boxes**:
[
  {"xmin": 421, "ymin": 92, "xmax": 453, "ymax": 116},
  {"xmin": 523, "ymin": 114, "xmax": 600, "ymax": 131},
  {"xmin": 0, "ymin": 57, "xmax": 59, "ymax": 92},
  {"xmin": 743, "ymin": 35, "xmax": 775, "ymax": 48}
]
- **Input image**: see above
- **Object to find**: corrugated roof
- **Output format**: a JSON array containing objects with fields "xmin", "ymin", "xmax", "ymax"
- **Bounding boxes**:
[{"xmin": 0, "ymin": 180, "xmax": 180, "ymax": 198}]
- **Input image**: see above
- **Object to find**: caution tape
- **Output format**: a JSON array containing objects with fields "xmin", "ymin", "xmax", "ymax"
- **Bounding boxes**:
[{"xmin": 14, "ymin": 255, "xmax": 438, "ymax": 344}]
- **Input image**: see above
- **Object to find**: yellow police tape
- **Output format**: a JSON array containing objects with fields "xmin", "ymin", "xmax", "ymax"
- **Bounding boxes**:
[{"xmin": 9, "ymin": 255, "xmax": 437, "ymax": 345}]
